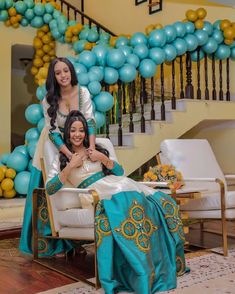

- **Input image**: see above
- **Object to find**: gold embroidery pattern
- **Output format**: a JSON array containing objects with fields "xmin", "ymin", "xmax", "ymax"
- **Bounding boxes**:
[
  {"xmin": 160, "ymin": 197, "xmax": 185, "ymax": 241},
  {"xmin": 95, "ymin": 201, "xmax": 112, "ymax": 248},
  {"xmin": 38, "ymin": 238, "xmax": 48, "ymax": 254},
  {"xmin": 46, "ymin": 176, "xmax": 62, "ymax": 195},
  {"xmin": 115, "ymin": 200, "xmax": 158, "ymax": 252},
  {"xmin": 176, "ymin": 255, "xmax": 185, "ymax": 276}
]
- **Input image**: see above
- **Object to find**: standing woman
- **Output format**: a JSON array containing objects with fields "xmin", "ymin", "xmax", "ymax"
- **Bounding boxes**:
[{"xmin": 20, "ymin": 57, "xmax": 96, "ymax": 257}]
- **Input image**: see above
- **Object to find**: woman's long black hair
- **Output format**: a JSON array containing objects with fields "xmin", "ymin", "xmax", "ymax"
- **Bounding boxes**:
[
  {"xmin": 46, "ymin": 57, "xmax": 78, "ymax": 132},
  {"xmin": 60, "ymin": 110, "xmax": 111, "ymax": 175}
]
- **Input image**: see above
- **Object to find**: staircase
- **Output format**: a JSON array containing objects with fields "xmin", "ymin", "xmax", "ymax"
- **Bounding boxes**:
[{"xmin": 135, "ymin": 0, "xmax": 163, "ymax": 15}]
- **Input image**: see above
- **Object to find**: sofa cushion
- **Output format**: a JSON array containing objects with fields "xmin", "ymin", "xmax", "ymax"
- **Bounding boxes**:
[{"xmin": 57, "ymin": 208, "xmax": 94, "ymax": 228}]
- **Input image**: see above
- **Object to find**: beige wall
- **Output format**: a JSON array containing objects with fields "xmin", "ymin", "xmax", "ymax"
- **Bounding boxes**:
[{"xmin": 181, "ymin": 121, "xmax": 235, "ymax": 173}]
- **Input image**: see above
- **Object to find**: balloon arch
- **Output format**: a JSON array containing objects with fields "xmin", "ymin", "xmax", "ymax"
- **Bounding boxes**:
[{"xmin": 0, "ymin": 0, "xmax": 234, "ymax": 197}]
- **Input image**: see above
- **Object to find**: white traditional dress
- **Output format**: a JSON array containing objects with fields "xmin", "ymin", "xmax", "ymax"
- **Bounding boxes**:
[
  {"xmin": 46, "ymin": 157, "xmax": 189, "ymax": 294},
  {"xmin": 20, "ymin": 86, "xmax": 96, "ymax": 256}
]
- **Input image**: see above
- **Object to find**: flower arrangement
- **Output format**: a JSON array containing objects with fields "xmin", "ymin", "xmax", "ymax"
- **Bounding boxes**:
[{"xmin": 143, "ymin": 164, "xmax": 184, "ymax": 190}]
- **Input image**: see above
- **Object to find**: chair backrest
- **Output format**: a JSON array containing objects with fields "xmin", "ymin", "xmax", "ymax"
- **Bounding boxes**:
[
  {"xmin": 42, "ymin": 138, "xmax": 118, "ymax": 234},
  {"xmin": 160, "ymin": 139, "xmax": 226, "ymax": 194}
]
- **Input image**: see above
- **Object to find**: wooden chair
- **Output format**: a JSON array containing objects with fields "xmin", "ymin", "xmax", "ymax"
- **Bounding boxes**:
[{"xmin": 32, "ymin": 138, "xmax": 118, "ymax": 288}]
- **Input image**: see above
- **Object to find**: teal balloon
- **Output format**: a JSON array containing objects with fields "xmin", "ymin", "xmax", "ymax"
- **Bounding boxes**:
[
  {"xmin": 49, "ymin": 19, "xmax": 57, "ymax": 30},
  {"xmin": 184, "ymin": 34, "xmax": 198, "ymax": 52},
  {"xmin": 94, "ymin": 91, "xmax": 114, "ymax": 112},
  {"xmin": 126, "ymin": 54, "xmax": 140, "ymax": 68},
  {"xmin": 116, "ymin": 36, "xmax": 130, "ymax": 48},
  {"xmin": 148, "ymin": 29, "xmax": 166, "ymax": 47},
  {"xmin": 212, "ymin": 29, "xmax": 224, "ymax": 44},
  {"xmin": 87, "ymin": 30, "xmax": 99, "ymax": 43},
  {"xmin": 25, "ymin": 104, "xmax": 43, "ymax": 124},
  {"xmin": 195, "ymin": 30, "xmax": 209, "ymax": 46},
  {"xmin": 78, "ymin": 51, "xmax": 97, "ymax": 69},
  {"xmin": 30, "ymin": 16, "xmax": 44, "ymax": 28},
  {"xmin": 119, "ymin": 64, "xmax": 137, "ymax": 83},
  {"xmin": 7, "ymin": 152, "xmax": 28, "ymax": 172},
  {"xmin": 73, "ymin": 40, "xmax": 87, "ymax": 53},
  {"xmin": 202, "ymin": 21, "xmax": 213, "ymax": 36},
  {"xmin": 34, "ymin": 3, "xmax": 45, "ymax": 16},
  {"xmin": 173, "ymin": 38, "xmax": 187, "ymax": 56},
  {"xmin": 28, "ymin": 159, "xmax": 33, "ymax": 172},
  {"xmin": 99, "ymin": 32, "xmax": 110, "ymax": 43},
  {"xmin": 106, "ymin": 49, "xmax": 126, "ymax": 69},
  {"xmin": 88, "ymin": 81, "xmax": 102, "ymax": 95},
  {"xmin": 173, "ymin": 21, "xmax": 186, "ymax": 38},
  {"xmin": 45, "ymin": 3, "xmax": 54, "ymax": 14},
  {"xmin": 15, "ymin": 1, "xmax": 27, "ymax": 14},
  {"xmin": 90, "ymin": 66, "xmax": 104, "ymax": 82},
  {"xmin": 24, "ymin": 0, "xmax": 34, "ymax": 9},
  {"xmin": 51, "ymin": 28, "xmax": 61, "ymax": 40},
  {"xmin": 92, "ymin": 101, "xmax": 96, "ymax": 112},
  {"xmin": 74, "ymin": 62, "xmax": 87, "ymax": 75},
  {"xmin": 5, "ymin": 0, "xmax": 13, "ymax": 9},
  {"xmin": 95, "ymin": 111, "xmax": 105, "ymax": 129},
  {"xmin": 231, "ymin": 47, "xmax": 235, "ymax": 61},
  {"xmin": 25, "ymin": 128, "xmax": 40, "ymax": 143},
  {"xmin": 14, "ymin": 171, "xmax": 31, "ymax": 195},
  {"xmin": 164, "ymin": 25, "xmax": 177, "ymax": 43},
  {"xmin": 229, "ymin": 41, "xmax": 235, "ymax": 49},
  {"xmin": 0, "ymin": 0, "xmax": 5, "ymax": 10},
  {"xmin": 36, "ymin": 85, "xmax": 46, "ymax": 101},
  {"xmin": 77, "ymin": 73, "xmax": 89, "ymax": 86},
  {"xmin": 27, "ymin": 140, "xmax": 37, "ymax": 158},
  {"xmin": 92, "ymin": 45, "xmax": 108, "ymax": 67},
  {"xmin": 0, "ymin": 153, "xmax": 10, "ymax": 165},
  {"xmin": 57, "ymin": 15, "xmax": 67, "ymax": 25},
  {"xmin": 185, "ymin": 22, "xmax": 195, "ymax": 34},
  {"xmin": 58, "ymin": 23, "xmax": 67, "ymax": 34},
  {"xmin": 149, "ymin": 47, "xmax": 165, "ymax": 65},
  {"xmin": 104, "ymin": 67, "xmax": 119, "ymax": 84},
  {"xmin": 79, "ymin": 28, "xmax": 89, "ymax": 40},
  {"xmin": 59, "ymin": 35, "xmax": 66, "ymax": 43},
  {"xmin": 37, "ymin": 117, "xmax": 45, "ymax": 132},
  {"xmin": 13, "ymin": 145, "xmax": 29, "ymax": 159},
  {"xmin": 43, "ymin": 13, "xmax": 52, "ymax": 24},
  {"xmin": 0, "ymin": 10, "xmax": 8, "ymax": 21},
  {"xmin": 202, "ymin": 37, "xmax": 218, "ymax": 54},
  {"xmin": 53, "ymin": 9, "xmax": 61, "ymax": 20},
  {"xmin": 25, "ymin": 8, "xmax": 34, "ymax": 20},
  {"xmin": 213, "ymin": 20, "xmax": 221, "ymax": 30},
  {"xmin": 215, "ymin": 45, "xmax": 231, "ymax": 60},
  {"xmin": 68, "ymin": 20, "xmax": 77, "ymax": 26},
  {"xmin": 119, "ymin": 45, "xmax": 133, "ymax": 57},
  {"xmin": 139, "ymin": 59, "xmax": 156, "ymax": 78},
  {"xmin": 133, "ymin": 44, "xmax": 149, "ymax": 60},
  {"xmin": 191, "ymin": 49, "xmax": 205, "ymax": 62},
  {"xmin": 164, "ymin": 44, "xmax": 177, "ymax": 61},
  {"xmin": 21, "ymin": 18, "xmax": 29, "ymax": 27},
  {"xmin": 130, "ymin": 32, "xmax": 148, "ymax": 46},
  {"xmin": 88, "ymin": 71, "xmax": 99, "ymax": 82}
]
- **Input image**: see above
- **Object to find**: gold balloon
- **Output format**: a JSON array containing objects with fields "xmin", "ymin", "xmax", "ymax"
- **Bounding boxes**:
[
  {"xmin": 43, "ymin": 44, "xmax": 51, "ymax": 53},
  {"xmin": 71, "ymin": 36, "xmax": 79, "ymax": 43},
  {"xmin": 1, "ymin": 178, "xmax": 14, "ymax": 191},
  {"xmin": 37, "ymin": 30, "xmax": 45, "ymax": 39},
  {"xmin": 154, "ymin": 23, "xmax": 163, "ymax": 29},
  {"xmin": 3, "ymin": 189, "xmax": 16, "ymax": 199},
  {"xmin": 41, "ymin": 24, "xmax": 49, "ymax": 33},
  {"xmin": 186, "ymin": 9, "xmax": 198, "ymax": 22},
  {"xmin": 220, "ymin": 19, "xmax": 231, "ymax": 31},
  {"xmin": 196, "ymin": 8, "xmax": 207, "ymax": 19},
  {"xmin": 145, "ymin": 24, "xmax": 155, "ymax": 35},
  {"xmin": 33, "ymin": 58, "xmax": 43, "ymax": 68},
  {"xmin": 31, "ymin": 66, "xmax": 38, "ymax": 76},
  {"xmin": 33, "ymin": 37, "xmax": 43, "ymax": 49},
  {"xmin": 8, "ymin": 7, "xmax": 16, "ymax": 17},
  {"xmin": 5, "ymin": 168, "xmax": 16, "ymax": 179},
  {"xmin": 223, "ymin": 27, "xmax": 235, "ymax": 40},
  {"xmin": 224, "ymin": 38, "xmax": 234, "ymax": 45},
  {"xmin": 195, "ymin": 19, "xmax": 204, "ymax": 30}
]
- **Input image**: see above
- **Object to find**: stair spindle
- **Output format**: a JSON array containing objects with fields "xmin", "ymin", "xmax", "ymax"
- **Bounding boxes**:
[
  {"xmin": 218, "ymin": 60, "xmax": 223, "ymax": 100},
  {"xmin": 185, "ymin": 52, "xmax": 194, "ymax": 98},
  {"xmin": 122, "ymin": 84, "xmax": 127, "ymax": 114},
  {"xmin": 129, "ymin": 82, "xmax": 134, "ymax": 132},
  {"xmin": 160, "ymin": 64, "xmax": 166, "ymax": 120},
  {"xmin": 171, "ymin": 60, "xmax": 176, "ymax": 109},
  {"xmin": 150, "ymin": 77, "xmax": 155, "ymax": 119},
  {"xmin": 104, "ymin": 84, "xmax": 110, "ymax": 138},
  {"xmin": 179, "ymin": 56, "xmax": 184, "ymax": 98},
  {"xmin": 226, "ymin": 58, "xmax": 230, "ymax": 101},
  {"xmin": 212, "ymin": 54, "xmax": 217, "ymax": 100},
  {"xmin": 140, "ymin": 77, "xmax": 146, "ymax": 132},
  {"xmin": 117, "ymin": 81, "xmax": 123, "ymax": 146},
  {"xmin": 197, "ymin": 48, "xmax": 201, "ymax": 99},
  {"xmin": 204, "ymin": 55, "xmax": 209, "ymax": 100}
]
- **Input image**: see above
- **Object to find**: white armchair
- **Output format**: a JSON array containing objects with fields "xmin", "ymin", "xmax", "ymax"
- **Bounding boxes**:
[
  {"xmin": 32, "ymin": 137, "xmax": 118, "ymax": 287},
  {"xmin": 159, "ymin": 139, "xmax": 235, "ymax": 256}
]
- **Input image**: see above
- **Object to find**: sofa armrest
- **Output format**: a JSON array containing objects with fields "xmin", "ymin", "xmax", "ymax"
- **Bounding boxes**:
[{"xmin": 138, "ymin": 181, "xmax": 169, "ymax": 188}]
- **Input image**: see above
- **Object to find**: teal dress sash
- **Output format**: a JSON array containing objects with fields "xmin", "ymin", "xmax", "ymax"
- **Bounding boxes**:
[{"xmin": 78, "ymin": 171, "xmax": 105, "ymax": 188}]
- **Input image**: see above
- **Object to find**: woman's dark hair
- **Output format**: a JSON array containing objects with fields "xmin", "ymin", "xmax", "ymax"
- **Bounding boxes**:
[
  {"xmin": 60, "ymin": 110, "xmax": 111, "ymax": 175},
  {"xmin": 45, "ymin": 57, "xmax": 78, "ymax": 132}
]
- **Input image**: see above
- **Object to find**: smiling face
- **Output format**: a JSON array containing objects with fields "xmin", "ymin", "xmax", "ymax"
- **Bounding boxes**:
[
  {"xmin": 54, "ymin": 61, "xmax": 72, "ymax": 88},
  {"xmin": 69, "ymin": 120, "xmax": 86, "ymax": 149}
]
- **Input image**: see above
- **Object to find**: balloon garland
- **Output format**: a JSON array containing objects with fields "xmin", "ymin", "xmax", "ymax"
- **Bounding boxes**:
[{"xmin": 0, "ymin": 1, "xmax": 235, "ymax": 197}]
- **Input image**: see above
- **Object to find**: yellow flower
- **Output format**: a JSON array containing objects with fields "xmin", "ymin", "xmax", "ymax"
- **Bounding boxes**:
[{"xmin": 168, "ymin": 170, "xmax": 175, "ymax": 176}]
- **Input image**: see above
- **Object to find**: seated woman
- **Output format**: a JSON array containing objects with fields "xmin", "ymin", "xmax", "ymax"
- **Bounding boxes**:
[{"xmin": 46, "ymin": 110, "xmax": 188, "ymax": 294}]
